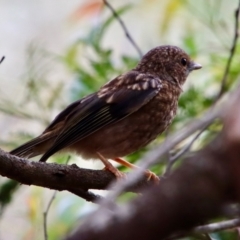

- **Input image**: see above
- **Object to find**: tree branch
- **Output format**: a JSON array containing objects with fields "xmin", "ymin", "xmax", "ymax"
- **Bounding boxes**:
[{"xmin": 0, "ymin": 150, "xmax": 156, "ymax": 201}]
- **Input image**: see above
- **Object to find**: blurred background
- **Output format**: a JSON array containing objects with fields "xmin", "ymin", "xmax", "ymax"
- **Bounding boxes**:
[{"xmin": 0, "ymin": 0, "xmax": 239, "ymax": 239}]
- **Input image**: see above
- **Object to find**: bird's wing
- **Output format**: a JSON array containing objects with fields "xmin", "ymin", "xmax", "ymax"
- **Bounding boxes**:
[
  {"xmin": 43, "ymin": 93, "xmax": 96, "ymax": 133},
  {"xmin": 39, "ymin": 72, "xmax": 162, "ymax": 162}
]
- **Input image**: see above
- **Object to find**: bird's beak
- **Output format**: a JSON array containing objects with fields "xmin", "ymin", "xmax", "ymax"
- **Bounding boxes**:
[{"xmin": 190, "ymin": 61, "xmax": 202, "ymax": 71}]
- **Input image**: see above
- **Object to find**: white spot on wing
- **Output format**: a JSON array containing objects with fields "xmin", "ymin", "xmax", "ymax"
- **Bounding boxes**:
[
  {"xmin": 142, "ymin": 81, "xmax": 149, "ymax": 90},
  {"xmin": 150, "ymin": 79, "xmax": 157, "ymax": 88},
  {"xmin": 98, "ymin": 86, "xmax": 111, "ymax": 98},
  {"xmin": 116, "ymin": 75, "xmax": 124, "ymax": 86},
  {"xmin": 132, "ymin": 84, "xmax": 141, "ymax": 90},
  {"xmin": 106, "ymin": 94, "xmax": 115, "ymax": 103},
  {"xmin": 136, "ymin": 73, "xmax": 144, "ymax": 81}
]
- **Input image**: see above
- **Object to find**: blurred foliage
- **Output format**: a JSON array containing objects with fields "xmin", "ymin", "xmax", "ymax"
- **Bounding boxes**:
[
  {"xmin": 0, "ymin": 180, "xmax": 18, "ymax": 215},
  {"xmin": 211, "ymin": 230, "xmax": 239, "ymax": 240},
  {"xmin": 0, "ymin": 0, "xmax": 240, "ymax": 239},
  {"xmin": 64, "ymin": 4, "xmax": 137, "ymax": 99}
]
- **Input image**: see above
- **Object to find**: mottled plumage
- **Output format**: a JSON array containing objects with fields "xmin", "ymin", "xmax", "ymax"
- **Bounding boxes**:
[{"xmin": 10, "ymin": 45, "xmax": 201, "ymax": 180}]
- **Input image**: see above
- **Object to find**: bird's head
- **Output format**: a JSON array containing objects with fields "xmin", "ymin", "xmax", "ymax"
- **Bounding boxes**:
[{"xmin": 135, "ymin": 45, "xmax": 202, "ymax": 89}]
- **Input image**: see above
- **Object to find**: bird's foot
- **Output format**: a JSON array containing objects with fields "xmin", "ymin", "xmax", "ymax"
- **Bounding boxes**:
[
  {"xmin": 97, "ymin": 152, "xmax": 126, "ymax": 179},
  {"xmin": 113, "ymin": 157, "xmax": 159, "ymax": 184},
  {"xmin": 103, "ymin": 166, "xmax": 126, "ymax": 179},
  {"xmin": 144, "ymin": 169, "xmax": 160, "ymax": 184}
]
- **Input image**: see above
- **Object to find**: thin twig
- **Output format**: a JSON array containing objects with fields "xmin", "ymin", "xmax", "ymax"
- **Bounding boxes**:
[
  {"xmin": 194, "ymin": 218, "xmax": 240, "ymax": 234},
  {"xmin": 0, "ymin": 56, "xmax": 5, "ymax": 64},
  {"xmin": 43, "ymin": 191, "xmax": 57, "ymax": 240},
  {"xmin": 216, "ymin": 0, "xmax": 240, "ymax": 100},
  {"xmin": 164, "ymin": 125, "xmax": 208, "ymax": 176},
  {"xmin": 103, "ymin": 0, "xmax": 143, "ymax": 58},
  {"xmin": 43, "ymin": 156, "xmax": 71, "ymax": 240},
  {"xmin": 164, "ymin": 128, "xmax": 172, "ymax": 170}
]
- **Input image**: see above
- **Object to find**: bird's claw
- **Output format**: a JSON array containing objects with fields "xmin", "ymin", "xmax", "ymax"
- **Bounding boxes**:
[
  {"xmin": 145, "ymin": 170, "xmax": 160, "ymax": 184},
  {"xmin": 103, "ymin": 166, "xmax": 126, "ymax": 179}
]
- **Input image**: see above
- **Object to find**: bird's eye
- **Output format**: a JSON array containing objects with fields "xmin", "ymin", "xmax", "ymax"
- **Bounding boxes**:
[{"xmin": 181, "ymin": 58, "xmax": 187, "ymax": 66}]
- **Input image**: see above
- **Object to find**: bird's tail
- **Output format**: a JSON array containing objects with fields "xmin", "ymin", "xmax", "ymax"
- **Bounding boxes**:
[{"xmin": 10, "ymin": 134, "xmax": 55, "ymax": 159}]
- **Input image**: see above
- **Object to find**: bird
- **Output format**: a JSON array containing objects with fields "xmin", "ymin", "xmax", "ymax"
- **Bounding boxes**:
[{"xmin": 10, "ymin": 45, "xmax": 202, "ymax": 182}]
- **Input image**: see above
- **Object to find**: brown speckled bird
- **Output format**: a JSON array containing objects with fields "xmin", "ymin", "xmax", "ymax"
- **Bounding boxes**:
[{"xmin": 10, "ymin": 45, "xmax": 201, "ymax": 181}]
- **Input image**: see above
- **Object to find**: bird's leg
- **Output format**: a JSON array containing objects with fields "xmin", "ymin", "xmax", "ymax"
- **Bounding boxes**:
[
  {"xmin": 96, "ymin": 152, "xmax": 125, "ymax": 179},
  {"xmin": 112, "ymin": 157, "xmax": 159, "ymax": 183}
]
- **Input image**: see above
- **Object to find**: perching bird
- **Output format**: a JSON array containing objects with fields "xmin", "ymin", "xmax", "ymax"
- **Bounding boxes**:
[{"xmin": 10, "ymin": 45, "xmax": 201, "ymax": 181}]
